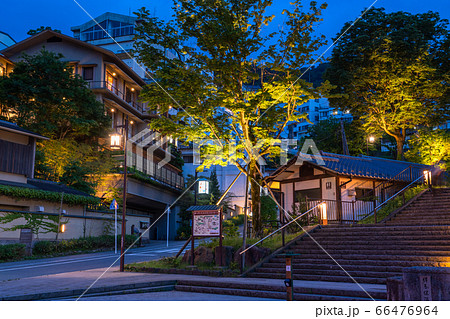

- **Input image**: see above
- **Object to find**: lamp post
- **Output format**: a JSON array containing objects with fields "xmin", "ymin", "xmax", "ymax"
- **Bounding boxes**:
[
  {"xmin": 110, "ymin": 115, "xmax": 129, "ymax": 272},
  {"xmin": 194, "ymin": 171, "xmax": 209, "ymax": 205}
]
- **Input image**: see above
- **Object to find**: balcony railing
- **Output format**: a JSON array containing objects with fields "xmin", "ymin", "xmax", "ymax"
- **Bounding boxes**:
[
  {"xmin": 126, "ymin": 153, "xmax": 184, "ymax": 190},
  {"xmin": 76, "ymin": 25, "xmax": 135, "ymax": 42},
  {"xmin": 87, "ymin": 81, "xmax": 146, "ymax": 113}
]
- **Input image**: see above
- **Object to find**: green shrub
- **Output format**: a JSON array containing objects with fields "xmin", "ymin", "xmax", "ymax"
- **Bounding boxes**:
[
  {"xmin": 0, "ymin": 184, "xmax": 99, "ymax": 206},
  {"xmin": 223, "ymin": 220, "xmax": 239, "ymax": 237},
  {"xmin": 229, "ymin": 214, "xmax": 245, "ymax": 226},
  {"xmin": 0, "ymin": 243, "xmax": 26, "ymax": 261},
  {"xmin": 32, "ymin": 241, "xmax": 56, "ymax": 255},
  {"xmin": 32, "ymin": 235, "xmax": 138, "ymax": 255},
  {"xmin": 359, "ymin": 185, "xmax": 427, "ymax": 224}
]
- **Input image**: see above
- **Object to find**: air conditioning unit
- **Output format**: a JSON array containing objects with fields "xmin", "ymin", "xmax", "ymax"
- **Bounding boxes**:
[
  {"xmin": 35, "ymin": 206, "xmax": 45, "ymax": 212},
  {"xmin": 348, "ymin": 189, "xmax": 356, "ymax": 197}
]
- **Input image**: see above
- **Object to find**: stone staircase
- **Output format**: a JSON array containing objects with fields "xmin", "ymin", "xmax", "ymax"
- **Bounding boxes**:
[
  {"xmin": 385, "ymin": 188, "xmax": 450, "ymax": 225},
  {"xmin": 175, "ymin": 279, "xmax": 386, "ymax": 301},
  {"xmin": 245, "ymin": 188, "xmax": 450, "ymax": 292}
]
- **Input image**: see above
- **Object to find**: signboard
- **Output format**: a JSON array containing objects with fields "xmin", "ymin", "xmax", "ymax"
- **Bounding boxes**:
[
  {"xmin": 110, "ymin": 199, "xmax": 119, "ymax": 210},
  {"xmin": 420, "ymin": 275, "xmax": 432, "ymax": 301},
  {"xmin": 193, "ymin": 211, "xmax": 220, "ymax": 237},
  {"xmin": 198, "ymin": 180, "xmax": 209, "ymax": 194}
]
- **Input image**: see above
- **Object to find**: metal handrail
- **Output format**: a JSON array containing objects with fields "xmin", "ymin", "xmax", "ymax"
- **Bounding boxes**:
[
  {"xmin": 365, "ymin": 174, "xmax": 425, "ymax": 220},
  {"xmin": 240, "ymin": 201, "xmax": 325, "ymax": 255}
]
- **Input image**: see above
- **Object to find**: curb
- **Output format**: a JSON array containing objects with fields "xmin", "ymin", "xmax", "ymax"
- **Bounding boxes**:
[{"xmin": 0, "ymin": 280, "xmax": 177, "ymax": 301}]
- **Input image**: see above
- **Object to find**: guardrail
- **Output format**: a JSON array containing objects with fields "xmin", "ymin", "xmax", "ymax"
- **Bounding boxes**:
[
  {"xmin": 365, "ymin": 174, "xmax": 427, "ymax": 223},
  {"xmin": 240, "ymin": 201, "xmax": 325, "ymax": 255}
]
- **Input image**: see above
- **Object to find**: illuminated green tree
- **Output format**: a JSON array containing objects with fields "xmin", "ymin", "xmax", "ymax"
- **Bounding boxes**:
[
  {"xmin": 325, "ymin": 8, "xmax": 449, "ymax": 160},
  {"xmin": 134, "ymin": 0, "xmax": 331, "ymax": 236},
  {"xmin": 406, "ymin": 129, "xmax": 450, "ymax": 171}
]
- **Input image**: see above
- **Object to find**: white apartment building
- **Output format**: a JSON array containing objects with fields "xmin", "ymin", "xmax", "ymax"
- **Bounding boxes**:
[
  {"xmin": 71, "ymin": 12, "xmax": 178, "ymax": 81},
  {"xmin": 285, "ymin": 98, "xmax": 353, "ymax": 140}
]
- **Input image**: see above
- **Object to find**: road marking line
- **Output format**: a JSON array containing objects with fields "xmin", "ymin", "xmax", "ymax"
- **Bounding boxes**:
[{"xmin": 0, "ymin": 255, "xmax": 116, "ymax": 272}]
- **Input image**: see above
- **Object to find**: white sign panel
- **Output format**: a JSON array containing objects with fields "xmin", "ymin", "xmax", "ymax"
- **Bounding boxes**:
[{"xmin": 198, "ymin": 180, "xmax": 209, "ymax": 194}]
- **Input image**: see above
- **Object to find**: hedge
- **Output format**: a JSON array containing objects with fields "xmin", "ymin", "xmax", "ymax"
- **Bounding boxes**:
[
  {"xmin": 33, "ymin": 235, "xmax": 139, "ymax": 255},
  {"xmin": 0, "ymin": 184, "xmax": 100, "ymax": 206},
  {"xmin": 0, "ymin": 243, "xmax": 26, "ymax": 261}
]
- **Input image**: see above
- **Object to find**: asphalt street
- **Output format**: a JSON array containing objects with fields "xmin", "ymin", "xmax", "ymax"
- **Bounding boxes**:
[{"xmin": 0, "ymin": 240, "xmax": 194, "ymax": 281}]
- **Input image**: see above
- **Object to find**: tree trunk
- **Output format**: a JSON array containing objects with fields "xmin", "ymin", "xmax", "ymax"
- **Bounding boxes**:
[
  {"xmin": 395, "ymin": 136, "xmax": 405, "ymax": 161},
  {"xmin": 249, "ymin": 159, "xmax": 262, "ymax": 238}
]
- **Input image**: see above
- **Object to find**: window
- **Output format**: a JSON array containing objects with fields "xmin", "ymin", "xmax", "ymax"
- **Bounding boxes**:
[
  {"xmin": 182, "ymin": 155, "xmax": 193, "ymax": 163},
  {"xmin": 106, "ymin": 72, "xmax": 115, "ymax": 91},
  {"xmin": 0, "ymin": 66, "xmax": 5, "ymax": 77},
  {"xmin": 355, "ymin": 188, "xmax": 372, "ymax": 200},
  {"xmin": 295, "ymin": 189, "xmax": 321, "ymax": 201},
  {"xmin": 82, "ymin": 67, "xmax": 94, "ymax": 80}
]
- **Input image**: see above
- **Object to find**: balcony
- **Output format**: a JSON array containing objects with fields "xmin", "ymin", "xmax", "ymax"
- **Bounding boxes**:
[
  {"xmin": 76, "ymin": 25, "xmax": 135, "ymax": 42},
  {"xmin": 87, "ymin": 81, "xmax": 147, "ymax": 114}
]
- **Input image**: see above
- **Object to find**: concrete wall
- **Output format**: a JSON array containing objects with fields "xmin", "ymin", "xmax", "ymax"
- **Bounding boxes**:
[{"xmin": 0, "ymin": 195, "xmax": 154, "ymax": 241}]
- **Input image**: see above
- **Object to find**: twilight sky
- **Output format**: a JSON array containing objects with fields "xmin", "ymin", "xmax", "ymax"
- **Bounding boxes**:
[{"xmin": 3, "ymin": 0, "xmax": 449, "ymax": 50}]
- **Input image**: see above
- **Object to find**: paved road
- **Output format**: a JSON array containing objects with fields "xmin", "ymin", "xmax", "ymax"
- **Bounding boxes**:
[{"xmin": 0, "ymin": 240, "xmax": 194, "ymax": 281}]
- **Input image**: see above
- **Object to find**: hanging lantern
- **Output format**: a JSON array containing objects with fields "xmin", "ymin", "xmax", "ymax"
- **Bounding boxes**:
[{"xmin": 110, "ymin": 133, "xmax": 122, "ymax": 150}]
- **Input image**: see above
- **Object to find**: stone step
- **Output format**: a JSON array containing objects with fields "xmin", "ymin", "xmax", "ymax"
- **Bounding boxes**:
[
  {"xmin": 270, "ymin": 254, "xmax": 450, "ymax": 262},
  {"xmin": 385, "ymin": 221, "xmax": 450, "ymax": 226},
  {"xmin": 396, "ymin": 209, "xmax": 450, "ymax": 213},
  {"xmin": 293, "ymin": 243, "xmax": 450, "ymax": 251},
  {"xmin": 391, "ymin": 218, "xmax": 450, "ymax": 225},
  {"xmin": 319, "ymin": 226, "xmax": 450, "ymax": 232},
  {"xmin": 175, "ymin": 279, "xmax": 386, "ymax": 300},
  {"xmin": 247, "ymin": 272, "xmax": 387, "ymax": 284},
  {"xmin": 395, "ymin": 212, "xmax": 450, "ymax": 217},
  {"xmin": 254, "ymin": 267, "xmax": 401, "ymax": 279},
  {"xmin": 297, "ymin": 239, "xmax": 450, "ymax": 246},
  {"xmin": 305, "ymin": 230, "xmax": 450, "ymax": 238},
  {"xmin": 262, "ymin": 262, "xmax": 405, "ymax": 273},
  {"xmin": 277, "ymin": 250, "xmax": 450, "ymax": 258},
  {"xmin": 308, "ymin": 233, "xmax": 450, "ymax": 243},
  {"xmin": 267, "ymin": 258, "xmax": 448, "ymax": 268},
  {"xmin": 175, "ymin": 285, "xmax": 378, "ymax": 301}
]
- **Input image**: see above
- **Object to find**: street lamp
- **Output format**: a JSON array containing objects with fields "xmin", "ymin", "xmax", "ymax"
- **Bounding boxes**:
[
  {"xmin": 110, "ymin": 116, "xmax": 129, "ymax": 272},
  {"xmin": 193, "ymin": 172, "xmax": 209, "ymax": 205},
  {"xmin": 367, "ymin": 135, "xmax": 375, "ymax": 155}
]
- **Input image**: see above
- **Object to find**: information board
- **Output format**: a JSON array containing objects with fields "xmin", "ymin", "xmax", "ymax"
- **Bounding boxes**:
[{"xmin": 193, "ymin": 211, "xmax": 220, "ymax": 237}]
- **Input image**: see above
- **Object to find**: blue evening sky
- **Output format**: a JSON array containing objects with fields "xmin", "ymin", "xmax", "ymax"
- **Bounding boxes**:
[{"xmin": 3, "ymin": 0, "xmax": 449, "ymax": 49}]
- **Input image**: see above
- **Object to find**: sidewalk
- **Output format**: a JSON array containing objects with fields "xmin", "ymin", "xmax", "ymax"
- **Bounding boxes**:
[{"xmin": 0, "ymin": 266, "xmax": 386, "ymax": 301}]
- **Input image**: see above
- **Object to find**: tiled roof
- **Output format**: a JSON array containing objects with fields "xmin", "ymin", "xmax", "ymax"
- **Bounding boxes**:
[
  {"xmin": 271, "ymin": 152, "xmax": 434, "ymax": 182},
  {"xmin": 301, "ymin": 152, "xmax": 432, "ymax": 182},
  {"xmin": 0, "ymin": 120, "xmax": 48, "ymax": 139},
  {"xmin": 187, "ymin": 205, "xmax": 220, "ymax": 211}
]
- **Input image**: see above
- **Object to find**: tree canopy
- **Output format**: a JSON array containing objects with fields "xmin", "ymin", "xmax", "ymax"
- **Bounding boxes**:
[
  {"xmin": 324, "ymin": 8, "xmax": 449, "ymax": 160},
  {"xmin": 300, "ymin": 118, "xmax": 369, "ymax": 156},
  {"xmin": 0, "ymin": 49, "xmax": 113, "ymax": 194},
  {"xmin": 405, "ymin": 129, "xmax": 450, "ymax": 171},
  {"xmin": 0, "ymin": 49, "xmax": 109, "ymax": 140},
  {"xmin": 27, "ymin": 26, "xmax": 61, "ymax": 36},
  {"xmin": 133, "ymin": 0, "xmax": 331, "ymax": 236}
]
